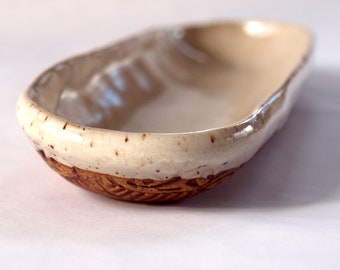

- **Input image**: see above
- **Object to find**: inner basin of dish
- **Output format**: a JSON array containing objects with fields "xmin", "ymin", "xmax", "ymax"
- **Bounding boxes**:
[{"xmin": 29, "ymin": 21, "xmax": 310, "ymax": 133}]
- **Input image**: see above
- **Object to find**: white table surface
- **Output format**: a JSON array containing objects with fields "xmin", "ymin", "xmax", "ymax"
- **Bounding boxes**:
[{"xmin": 1, "ymin": 1, "xmax": 339, "ymax": 269}]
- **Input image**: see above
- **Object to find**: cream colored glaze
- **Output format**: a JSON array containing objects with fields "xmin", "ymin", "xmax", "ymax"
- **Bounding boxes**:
[{"xmin": 16, "ymin": 20, "xmax": 312, "ymax": 180}]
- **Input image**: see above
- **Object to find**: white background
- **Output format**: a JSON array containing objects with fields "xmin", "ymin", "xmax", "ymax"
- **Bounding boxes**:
[{"xmin": 1, "ymin": 1, "xmax": 340, "ymax": 269}]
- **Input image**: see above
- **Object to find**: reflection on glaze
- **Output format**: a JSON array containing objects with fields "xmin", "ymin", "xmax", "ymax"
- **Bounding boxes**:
[
  {"xmin": 29, "ymin": 23, "xmax": 310, "ymax": 133},
  {"xmin": 17, "ymin": 20, "xmax": 312, "ymax": 182},
  {"xmin": 172, "ymin": 29, "xmax": 208, "ymax": 63},
  {"xmin": 234, "ymin": 125, "xmax": 254, "ymax": 139},
  {"xmin": 243, "ymin": 21, "xmax": 276, "ymax": 37},
  {"xmin": 107, "ymin": 69, "xmax": 125, "ymax": 91},
  {"xmin": 129, "ymin": 64, "xmax": 150, "ymax": 90}
]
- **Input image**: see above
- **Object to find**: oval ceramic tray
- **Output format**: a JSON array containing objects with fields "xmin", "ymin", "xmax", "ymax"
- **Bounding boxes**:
[{"xmin": 16, "ymin": 20, "xmax": 312, "ymax": 202}]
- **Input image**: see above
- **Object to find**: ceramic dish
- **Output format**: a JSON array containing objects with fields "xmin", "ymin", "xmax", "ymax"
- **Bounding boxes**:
[{"xmin": 16, "ymin": 20, "xmax": 312, "ymax": 202}]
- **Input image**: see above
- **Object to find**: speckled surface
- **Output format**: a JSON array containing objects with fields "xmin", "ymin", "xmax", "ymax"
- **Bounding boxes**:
[
  {"xmin": 17, "ymin": 21, "xmax": 311, "ymax": 200},
  {"xmin": 4, "ymin": 0, "xmax": 340, "ymax": 269},
  {"xmin": 16, "ymin": 21, "xmax": 311, "ymax": 190}
]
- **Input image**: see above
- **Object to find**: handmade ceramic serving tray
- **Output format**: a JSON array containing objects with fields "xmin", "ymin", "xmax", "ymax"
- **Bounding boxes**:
[{"xmin": 17, "ymin": 20, "xmax": 312, "ymax": 202}]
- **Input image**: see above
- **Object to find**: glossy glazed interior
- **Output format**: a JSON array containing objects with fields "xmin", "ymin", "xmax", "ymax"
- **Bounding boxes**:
[
  {"xmin": 29, "ymin": 21, "xmax": 310, "ymax": 133},
  {"xmin": 17, "ymin": 20, "xmax": 312, "ymax": 182}
]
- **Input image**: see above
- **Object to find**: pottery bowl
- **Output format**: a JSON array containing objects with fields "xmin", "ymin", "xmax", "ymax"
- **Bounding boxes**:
[{"xmin": 16, "ymin": 20, "xmax": 312, "ymax": 202}]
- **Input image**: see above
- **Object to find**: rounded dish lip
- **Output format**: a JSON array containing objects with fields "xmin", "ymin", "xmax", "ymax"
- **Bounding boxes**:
[
  {"xmin": 21, "ymin": 19, "xmax": 313, "ymax": 136},
  {"xmin": 18, "ymin": 28, "xmax": 312, "ymax": 136},
  {"xmin": 16, "ymin": 19, "xmax": 313, "ymax": 181}
]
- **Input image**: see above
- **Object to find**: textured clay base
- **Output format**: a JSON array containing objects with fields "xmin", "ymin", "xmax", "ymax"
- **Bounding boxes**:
[{"xmin": 39, "ymin": 151, "xmax": 240, "ymax": 203}]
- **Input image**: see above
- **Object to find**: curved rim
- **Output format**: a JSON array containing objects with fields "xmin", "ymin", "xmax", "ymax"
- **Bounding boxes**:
[{"xmin": 19, "ymin": 19, "xmax": 313, "ymax": 138}]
